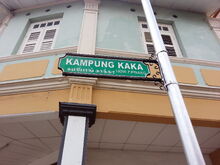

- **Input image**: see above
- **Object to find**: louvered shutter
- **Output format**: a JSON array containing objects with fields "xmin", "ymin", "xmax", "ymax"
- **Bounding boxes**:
[
  {"xmin": 40, "ymin": 29, "xmax": 57, "ymax": 51},
  {"xmin": 140, "ymin": 22, "xmax": 182, "ymax": 57},
  {"xmin": 28, "ymin": 32, "xmax": 40, "ymax": 41},
  {"xmin": 22, "ymin": 44, "xmax": 36, "ymax": 53},
  {"xmin": 37, "ymin": 20, "xmax": 60, "ymax": 52},
  {"xmin": 20, "ymin": 26, "xmax": 43, "ymax": 54},
  {"xmin": 19, "ymin": 19, "xmax": 60, "ymax": 54}
]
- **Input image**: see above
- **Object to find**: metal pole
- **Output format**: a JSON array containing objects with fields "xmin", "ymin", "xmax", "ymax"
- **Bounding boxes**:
[{"xmin": 140, "ymin": 0, "xmax": 206, "ymax": 164}]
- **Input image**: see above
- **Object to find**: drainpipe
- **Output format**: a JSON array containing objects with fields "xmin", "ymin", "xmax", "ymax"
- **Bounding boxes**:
[{"xmin": 140, "ymin": 0, "xmax": 206, "ymax": 164}]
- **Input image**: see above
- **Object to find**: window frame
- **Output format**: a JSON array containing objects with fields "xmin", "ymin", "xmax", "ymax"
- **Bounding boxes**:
[
  {"xmin": 139, "ymin": 21, "xmax": 182, "ymax": 57},
  {"xmin": 18, "ymin": 18, "xmax": 61, "ymax": 54}
]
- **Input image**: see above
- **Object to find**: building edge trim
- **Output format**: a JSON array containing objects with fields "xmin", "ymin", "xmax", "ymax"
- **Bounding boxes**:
[
  {"xmin": 96, "ymin": 48, "xmax": 220, "ymax": 67},
  {"xmin": 1, "ymin": 47, "xmax": 220, "ymax": 67},
  {"xmin": 0, "ymin": 77, "xmax": 220, "ymax": 100},
  {"xmin": 0, "ymin": 111, "xmax": 58, "ymax": 123},
  {"xmin": 97, "ymin": 112, "xmax": 220, "ymax": 128},
  {"xmin": 1, "ymin": 110, "xmax": 219, "ymax": 128},
  {"xmin": 0, "ymin": 46, "xmax": 78, "ymax": 63}
]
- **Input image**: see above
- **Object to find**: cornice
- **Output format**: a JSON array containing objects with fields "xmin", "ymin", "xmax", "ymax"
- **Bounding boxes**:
[
  {"xmin": 0, "ymin": 46, "xmax": 77, "ymax": 63},
  {"xmin": 179, "ymin": 84, "xmax": 220, "ymax": 100},
  {"xmin": 96, "ymin": 48, "xmax": 220, "ymax": 67},
  {"xmin": 0, "ymin": 77, "xmax": 220, "ymax": 100},
  {"xmin": 95, "ymin": 79, "xmax": 220, "ymax": 100},
  {"xmin": 96, "ymin": 79, "xmax": 166, "ymax": 95},
  {"xmin": 1, "ymin": 47, "xmax": 219, "ymax": 68},
  {"xmin": 0, "ymin": 77, "xmax": 70, "ymax": 95}
]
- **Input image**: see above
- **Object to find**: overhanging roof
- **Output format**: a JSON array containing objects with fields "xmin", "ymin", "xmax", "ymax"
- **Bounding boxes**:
[
  {"xmin": 0, "ymin": 0, "xmax": 219, "ymax": 14},
  {"xmin": 124, "ymin": 0, "xmax": 220, "ymax": 14}
]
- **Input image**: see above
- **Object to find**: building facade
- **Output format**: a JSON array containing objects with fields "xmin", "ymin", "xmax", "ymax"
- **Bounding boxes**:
[{"xmin": 0, "ymin": 0, "xmax": 220, "ymax": 164}]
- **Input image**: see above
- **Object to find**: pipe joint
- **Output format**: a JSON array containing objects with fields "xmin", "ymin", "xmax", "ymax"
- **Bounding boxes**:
[
  {"xmin": 156, "ymin": 50, "xmax": 168, "ymax": 56},
  {"xmin": 164, "ymin": 81, "xmax": 178, "ymax": 90}
]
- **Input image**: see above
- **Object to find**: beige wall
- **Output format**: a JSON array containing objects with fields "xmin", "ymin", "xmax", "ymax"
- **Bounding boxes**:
[
  {"xmin": 0, "ymin": 88, "xmax": 220, "ymax": 127},
  {"xmin": 93, "ymin": 89, "xmax": 220, "ymax": 127}
]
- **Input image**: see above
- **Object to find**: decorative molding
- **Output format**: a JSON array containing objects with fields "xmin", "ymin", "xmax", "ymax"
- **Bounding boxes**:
[
  {"xmin": 68, "ymin": 77, "xmax": 97, "ymax": 85},
  {"xmin": 0, "ymin": 46, "xmax": 77, "ymax": 63},
  {"xmin": 0, "ymin": 77, "xmax": 70, "ymax": 96},
  {"xmin": 95, "ymin": 48, "xmax": 147, "ymax": 58},
  {"xmin": 0, "ymin": 76, "xmax": 220, "ymax": 100},
  {"xmin": 68, "ymin": 84, "xmax": 93, "ymax": 103},
  {"xmin": 179, "ymin": 84, "xmax": 220, "ymax": 100},
  {"xmin": 1, "ymin": 46, "xmax": 219, "ymax": 68},
  {"xmin": 170, "ymin": 57, "xmax": 220, "ymax": 68},
  {"xmin": 59, "ymin": 102, "xmax": 96, "ymax": 126},
  {"xmin": 95, "ymin": 48, "xmax": 220, "ymax": 67},
  {"xmin": 84, "ymin": 0, "xmax": 99, "ymax": 11},
  {"xmin": 96, "ymin": 79, "xmax": 167, "ymax": 95},
  {"xmin": 0, "ymin": 77, "xmax": 97, "ymax": 96},
  {"xmin": 95, "ymin": 79, "xmax": 220, "ymax": 100}
]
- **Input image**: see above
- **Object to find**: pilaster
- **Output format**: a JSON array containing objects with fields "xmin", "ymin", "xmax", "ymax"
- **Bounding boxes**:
[
  {"xmin": 70, "ymin": 0, "xmax": 99, "ymax": 104},
  {"xmin": 77, "ymin": 0, "xmax": 99, "ymax": 54}
]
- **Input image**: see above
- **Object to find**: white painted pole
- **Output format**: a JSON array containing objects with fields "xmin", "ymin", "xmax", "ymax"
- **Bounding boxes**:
[
  {"xmin": 140, "ymin": 0, "xmax": 206, "ymax": 164},
  {"xmin": 59, "ymin": 116, "xmax": 88, "ymax": 165}
]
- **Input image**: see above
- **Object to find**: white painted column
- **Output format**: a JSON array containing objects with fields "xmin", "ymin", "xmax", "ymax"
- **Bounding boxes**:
[
  {"xmin": 77, "ymin": 0, "xmax": 99, "ymax": 54},
  {"xmin": 59, "ymin": 116, "xmax": 88, "ymax": 165},
  {"xmin": 58, "ymin": 102, "xmax": 96, "ymax": 165},
  {"xmin": 58, "ymin": 0, "xmax": 99, "ymax": 164}
]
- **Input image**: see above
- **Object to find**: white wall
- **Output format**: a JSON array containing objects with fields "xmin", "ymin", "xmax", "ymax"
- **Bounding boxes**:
[{"xmin": 87, "ymin": 149, "xmax": 212, "ymax": 165}]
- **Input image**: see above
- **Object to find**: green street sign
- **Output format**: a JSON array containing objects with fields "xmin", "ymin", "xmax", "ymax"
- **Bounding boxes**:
[{"xmin": 58, "ymin": 53, "xmax": 161, "ymax": 81}]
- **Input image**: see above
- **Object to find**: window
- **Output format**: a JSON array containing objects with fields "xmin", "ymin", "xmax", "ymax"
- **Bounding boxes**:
[
  {"xmin": 19, "ymin": 19, "xmax": 61, "ymax": 54},
  {"xmin": 140, "ymin": 22, "xmax": 182, "ymax": 57}
]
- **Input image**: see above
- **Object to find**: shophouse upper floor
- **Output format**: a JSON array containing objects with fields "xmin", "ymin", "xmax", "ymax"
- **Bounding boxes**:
[
  {"xmin": 0, "ymin": 0, "xmax": 220, "ymax": 93},
  {"xmin": 0, "ymin": 0, "xmax": 219, "ymax": 60}
]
